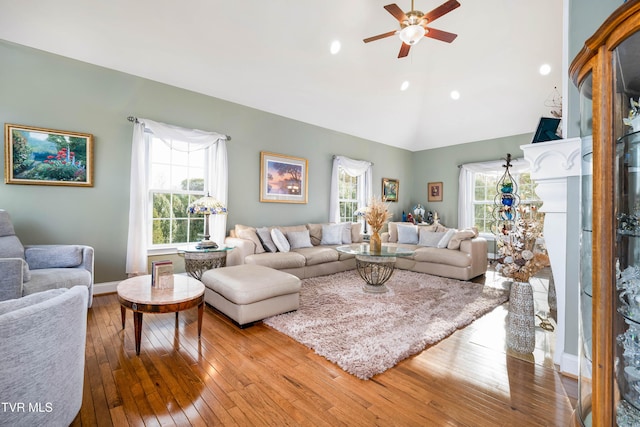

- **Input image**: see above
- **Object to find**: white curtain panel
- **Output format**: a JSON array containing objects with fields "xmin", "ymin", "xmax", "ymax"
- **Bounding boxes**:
[
  {"xmin": 126, "ymin": 118, "xmax": 228, "ymax": 276},
  {"xmin": 329, "ymin": 155, "xmax": 373, "ymax": 223},
  {"xmin": 457, "ymin": 157, "xmax": 528, "ymax": 229}
]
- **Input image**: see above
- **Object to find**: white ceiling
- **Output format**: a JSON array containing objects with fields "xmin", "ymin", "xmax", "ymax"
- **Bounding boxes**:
[{"xmin": 0, "ymin": 0, "xmax": 563, "ymax": 152}]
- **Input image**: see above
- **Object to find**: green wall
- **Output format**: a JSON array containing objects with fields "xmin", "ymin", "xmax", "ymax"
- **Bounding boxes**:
[
  {"xmin": 408, "ymin": 133, "xmax": 533, "ymax": 228},
  {"xmin": 0, "ymin": 40, "xmax": 413, "ymax": 283}
]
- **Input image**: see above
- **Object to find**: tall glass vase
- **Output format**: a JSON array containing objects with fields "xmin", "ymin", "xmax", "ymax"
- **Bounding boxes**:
[
  {"xmin": 506, "ymin": 280, "xmax": 535, "ymax": 353},
  {"xmin": 369, "ymin": 230, "xmax": 381, "ymax": 253}
]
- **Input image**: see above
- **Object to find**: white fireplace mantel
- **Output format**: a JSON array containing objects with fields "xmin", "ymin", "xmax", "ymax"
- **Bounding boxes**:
[{"xmin": 521, "ymin": 137, "xmax": 581, "ymax": 375}]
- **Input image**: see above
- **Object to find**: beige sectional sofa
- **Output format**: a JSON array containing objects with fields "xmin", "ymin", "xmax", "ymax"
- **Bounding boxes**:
[
  {"xmin": 381, "ymin": 222, "xmax": 488, "ymax": 281},
  {"xmin": 224, "ymin": 221, "xmax": 488, "ymax": 281},
  {"xmin": 225, "ymin": 223, "xmax": 361, "ymax": 279}
]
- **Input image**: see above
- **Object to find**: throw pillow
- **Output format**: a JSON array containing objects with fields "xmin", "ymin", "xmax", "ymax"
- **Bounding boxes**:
[
  {"xmin": 436, "ymin": 228, "xmax": 457, "ymax": 249},
  {"xmin": 351, "ymin": 222, "xmax": 363, "ymax": 243},
  {"xmin": 270, "ymin": 228, "xmax": 290, "ymax": 253},
  {"xmin": 306, "ymin": 223, "xmax": 324, "ymax": 246},
  {"xmin": 447, "ymin": 229, "xmax": 478, "ymax": 250},
  {"xmin": 256, "ymin": 227, "xmax": 278, "ymax": 253},
  {"xmin": 418, "ymin": 230, "xmax": 446, "ymax": 247},
  {"xmin": 320, "ymin": 223, "xmax": 343, "ymax": 245},
  {"xmin": 288, "ymin": 230, "xmax": 313, "ymax": 249},
  {"xmin": 397, "ymin": 224, "xmax": 419, "ymax": 244},
  {"xmin": 341, "ymin": 223, "xmax": 353, "ymax": 244},
  {"xmin": 236, "ymin": 227, "xmax": 265, "ymax": 254}
]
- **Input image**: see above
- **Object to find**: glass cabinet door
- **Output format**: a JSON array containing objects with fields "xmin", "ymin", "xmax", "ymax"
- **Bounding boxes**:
[
  {"xmin": 613, "ymin": 30, "xmax": 640, "ymax": 426},
  {"xmin": 578, "ymin": 72, "xmax": 593, "ymax": 426}
]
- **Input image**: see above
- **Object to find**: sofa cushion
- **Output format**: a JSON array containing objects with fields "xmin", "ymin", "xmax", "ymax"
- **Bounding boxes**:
[
  {"xmin": 25, "ymin": 245, "xmax": 84, "ymax": 269},
  {"xmin": 321, "ymin": 224, "xmax": 343, "ymax": 245},
  {"xmin": 437, "ymin": 229, "xmax": 457, "ymax": 249},
  {"xmin": 287, "ymin": 230, "xmax": 313, "ymax": 249},
  {"xmin": 418, "ymin": 230, "xmax": 445, "ymax": 247},
  {"xmin": 256, "ymin": 227, "xmax": 277, "ymax": 253},
  {"xmin": 23, "ymin": 269, "xmax": 92, "ymax": 296},
  {"xmin": 341, "ymin": 223, "xmax": 352, "ymax": 244},
  {"xmin": 397, "ymin": 224, "xmax": 419, "ymax": 244},
  {"xmin": 413, "ymin": 247, "xmax": 471, "ymax": 267},
  {"xmin": 245, "ymin": 252, "xmax": 306, "ymax": 269},
  {"xmin": 447, "ymin": 229, "xmax": 479, "ymax": 250},
  {"xmin": 235, "ymin": 225, "xmax": 265, "ymax": 254},
  {"xmin": 292, "ymin": 247, "xmax": 339, "ymax": 266},
  {"xmin": 0, "ymin": 210, "xmax": 16, "ymax": 237},
  {"xmin": 271, "ymin": 228, "xmax": 290, "ymax": 253}
]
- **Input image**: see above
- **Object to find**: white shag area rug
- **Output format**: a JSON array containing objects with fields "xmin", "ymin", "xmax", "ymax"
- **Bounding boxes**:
[{"xmin": 264, "ymin": 269, "xmax": 508, "ymax": 380}]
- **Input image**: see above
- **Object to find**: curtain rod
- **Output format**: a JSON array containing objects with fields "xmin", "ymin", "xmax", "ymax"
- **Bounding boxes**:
[{"xmin": 126, "ymin": 116, "xmax": 231, "ymax": 141}]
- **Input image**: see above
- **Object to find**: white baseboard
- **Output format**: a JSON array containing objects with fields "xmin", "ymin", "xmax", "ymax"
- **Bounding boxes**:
[
  {"xmin": 560, "ymin": 352, "xmax": 579, "ymax": 377},
  {"xmin": 94, "ymin": 281, "xmax": 119, "ymax": 295}
]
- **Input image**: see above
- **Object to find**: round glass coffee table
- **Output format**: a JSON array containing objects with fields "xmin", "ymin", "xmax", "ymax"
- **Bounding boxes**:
[
  {"xmin": 117, "ymin": 275, "xmax": 205, "ymax": 355},
  {"xmin": 336, "ymin": 244, "xmax": 415, "ymax": 293}
]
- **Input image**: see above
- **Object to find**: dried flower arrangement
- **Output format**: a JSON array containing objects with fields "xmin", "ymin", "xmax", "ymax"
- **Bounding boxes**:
[
  {"xmin": 364, "ymin": 196, "xmax": 393, "ymax": 252},
  {"xmin": 495, "ymin": 205, "xmax": 549, "ymax": 282}
]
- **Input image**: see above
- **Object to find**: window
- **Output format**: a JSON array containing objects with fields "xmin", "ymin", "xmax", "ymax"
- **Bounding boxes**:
[
  {"xmin": 472, "ymin": 170, "xmax": 541, "ymax": 234},
  {"xmin": 338, "ymin": 166, "xmax": 359, "ymax": 223},
  {"xmin": 148, "ymin": 136, "xmax": 209, "ymax": 247}
]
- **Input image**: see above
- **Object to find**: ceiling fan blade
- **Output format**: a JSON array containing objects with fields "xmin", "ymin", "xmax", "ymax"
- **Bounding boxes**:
[
  {"xmin": 425, "ymin": 27, "xmax": 458, "ymax": 43},
  {"xmin": 363, "ymin": 30, "xmax": 397, "ymax": 43},
  {"xmin": 384, "ymin": 3, "xmax": 408, "ymax": 22},
  {"xmin": 398, "ymin": 43, "xmax": 411, "ymax": 58},
  {"xmin": 424, "ymin": 0, "xmax": 460, "ymax": 23}
]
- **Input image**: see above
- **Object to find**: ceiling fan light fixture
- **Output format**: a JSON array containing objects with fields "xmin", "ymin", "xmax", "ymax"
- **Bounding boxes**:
[{"xmin": 399, "ymin": 25, "xmax": 426, "ymax": 45}]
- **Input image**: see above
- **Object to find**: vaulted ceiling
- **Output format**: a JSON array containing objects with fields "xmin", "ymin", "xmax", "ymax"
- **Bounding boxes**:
[{"xmin": 0, "ymin": 0, "xmax": 563, "ymax": 151}]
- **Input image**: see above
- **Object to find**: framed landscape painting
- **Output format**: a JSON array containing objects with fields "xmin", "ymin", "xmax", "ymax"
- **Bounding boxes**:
[
  {"xmin": 4, "ymin": 124, "xmax": 93, "ymax": 187},
  {"xmin": 382, "ymin": 178, "xmax": 399, "ymax": 202},
  {"xmin": 260, "ymin": 151, "xmax": 308, "ymax": 203}
]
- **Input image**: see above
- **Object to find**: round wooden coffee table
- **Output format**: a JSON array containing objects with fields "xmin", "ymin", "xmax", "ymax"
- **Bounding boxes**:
[{"xmin": 117, "ymin": 275, "xmax": 205, "ymax": 355}]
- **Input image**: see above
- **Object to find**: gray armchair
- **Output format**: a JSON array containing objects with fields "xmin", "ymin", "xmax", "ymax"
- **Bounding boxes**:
[
  {"xmin": 0, "ymin": 210, "xmax": 94, "ymax": 307},
  {"xmin": 0, "ymin": 286, "xmax": 88, "ymax": 426}
]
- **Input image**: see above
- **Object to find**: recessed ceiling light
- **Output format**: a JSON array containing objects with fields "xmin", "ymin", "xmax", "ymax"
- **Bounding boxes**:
[
  {"xmin": 400, "ymin": 81, "xmax": 410, "ymax": 91},
  {"xmin": 539, "ymin": 64, "xmax": 551, "ymax": 75},
  {"xmin": 330, "ymin": 40, "xmax": 341, "ymax": 55},
  {"xmin": 450, "ymin": 90, "xmax": 460, "ymax": 100}
]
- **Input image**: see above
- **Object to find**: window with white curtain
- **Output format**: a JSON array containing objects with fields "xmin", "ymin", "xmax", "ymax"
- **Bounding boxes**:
[
  {"xmin": 126, "ymin": 118, "xmax": 228, "ymax": 276},
  {"xmin": 471, "ymin": 170, "xmax": 541, "ymax": 234},
  {"xmin": 148, "ymin": 135, "xmax": 209, "ymax": 247},
  {"xmin": 458, "ymin": 157, "xmax": 539, "ymax": 235},
  {"xmin": 338, "ymin": 166, "xmax": 359, "ymax": 223}
]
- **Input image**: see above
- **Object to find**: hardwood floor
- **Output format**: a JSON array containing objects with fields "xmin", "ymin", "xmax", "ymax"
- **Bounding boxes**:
[{"xmin": 72, "ymin": 269, "xmax": 577, "ymax": 426}]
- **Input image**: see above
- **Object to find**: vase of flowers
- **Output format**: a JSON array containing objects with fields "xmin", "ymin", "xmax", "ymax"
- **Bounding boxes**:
[
  {"xmin": 496, "ymin": 205, "xmax": 549, "ymax": 353},
  {"xmin": 364, "ymin": 196, "xmax": 392, "ymax": 253}
]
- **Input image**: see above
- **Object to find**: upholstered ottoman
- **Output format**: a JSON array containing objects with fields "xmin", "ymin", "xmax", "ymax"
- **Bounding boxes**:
[{"xmin": 201, "ymin": 265, "xmax": 301, "ymax": 327}]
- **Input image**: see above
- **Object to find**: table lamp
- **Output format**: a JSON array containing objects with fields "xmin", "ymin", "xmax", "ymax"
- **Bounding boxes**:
[{"xmin": 187, "ymin": 193, "xmax": 227, "ymax": 249}]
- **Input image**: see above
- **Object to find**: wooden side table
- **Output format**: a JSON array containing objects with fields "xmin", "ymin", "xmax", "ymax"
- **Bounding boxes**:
[
  {"xmin": 117, "ymin": 275, "xmax": 205, "ymax": 355},
  {"xmin": 177, "ymin": 245, "xmax": 234, "ymax": 280}
]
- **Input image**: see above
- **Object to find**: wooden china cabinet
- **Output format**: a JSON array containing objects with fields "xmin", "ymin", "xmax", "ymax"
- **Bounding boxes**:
[{"xmin": 570, "ymin": 2, "xmax": 640, "ymax": 425}]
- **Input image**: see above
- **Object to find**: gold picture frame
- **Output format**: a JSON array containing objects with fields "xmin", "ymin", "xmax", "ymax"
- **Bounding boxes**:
[
  {"xmin": 428, "ymin": 182, "xmax": 443, "ymax": 202},
  {"xmin": 260, "ymin": 151, "xmax": 308, "ymax": 203},
  {"xmin": 382, "ymin": 178, "xmax": 399, "ymax": 202},
  {"xmin": 4, "ymin": 123, "xmax": 93, "ymax": 187}
]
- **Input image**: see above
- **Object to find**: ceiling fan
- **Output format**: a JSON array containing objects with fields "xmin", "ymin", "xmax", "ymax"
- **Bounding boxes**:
[{"xmin": 363, "ymin": 0, "xmax": 461, "ymax": 58}]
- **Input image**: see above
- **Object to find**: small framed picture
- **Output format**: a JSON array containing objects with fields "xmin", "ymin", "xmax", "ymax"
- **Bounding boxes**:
[
  {"xmin": 260, "ymin": 151, "xmax": 308, "ymax": 203},
  {"xmin": 382, "ymin": 178, "xmax": 399, "ymax": 202},
  {"xmin": 428, "ymin": 182, "xmax": 443, "ymax": 202},
  {"xmin": 4, "ymin": 123, "xmax": 93, "ymax": 187}
]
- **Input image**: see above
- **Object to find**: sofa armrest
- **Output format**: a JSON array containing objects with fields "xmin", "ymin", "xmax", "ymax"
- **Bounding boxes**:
[
  {"xmin": 224, "ymin": 237, "xmax": 255, "ymax": 266},
  {"xmin": 460, "ymin": 237, "xmax": 488, "ymax": 276},
  {"xmin": 0, "ymin": 258, "xmax": 26, "ymax": 301}
]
